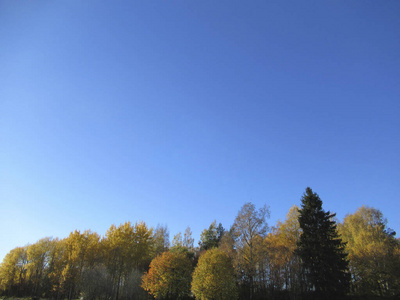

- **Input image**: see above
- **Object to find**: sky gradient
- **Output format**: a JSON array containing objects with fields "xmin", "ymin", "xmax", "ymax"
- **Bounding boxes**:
[{"xmin": 1, "ymin": 1, "xmax": 399, "ymax": 261}]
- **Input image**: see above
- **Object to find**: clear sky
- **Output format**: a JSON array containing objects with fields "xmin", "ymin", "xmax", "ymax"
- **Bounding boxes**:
[{"xmin": 1, "ymin": 1, "xmax": 399, "ymax": 261}]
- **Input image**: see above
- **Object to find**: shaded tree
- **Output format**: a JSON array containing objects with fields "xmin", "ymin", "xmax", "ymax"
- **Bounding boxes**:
[
  {"xmin": 219, "ymin": 228, "xmax": 236, "ymax": 260},
  {"xmin": 171, "ymin": 232, "xmax": 183, "ymax": 250},
  {"xmin": 296, "ymin": 187, "xmax": 350, "ymax": 298},
  {"xmin": 183, "ymin": 227, "xmax": 194, "ymax": 251},
  {"xmin": 26, "ymin": 237, "xmax": 57, "ymax": 298},
  {"xmin": 170, "ymin": 228, "xmax": 196, "ymax": 267},
  {"xmin": 153, "ymin": 224, "xmax": 170, "ymax": 257},
  {"xmin": 80, "ymin": 265, "xmax": 112, "ymax": 300},
  {"xmin": 199, "ymin": 221, "xmax": 224, "ymax": 251}
]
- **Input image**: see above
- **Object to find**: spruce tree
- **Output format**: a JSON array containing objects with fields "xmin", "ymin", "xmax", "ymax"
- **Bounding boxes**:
[{"xmin": 296, "ymin": 187, "xmax": 350, "ymax": 298}]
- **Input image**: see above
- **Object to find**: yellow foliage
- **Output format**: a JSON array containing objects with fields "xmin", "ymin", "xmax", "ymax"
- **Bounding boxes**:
[
  {"xmin": 0, "ymin": 246, "xmax": 28, "ymax": 291},
  {"xmin": 142, "ymin": 251, "xmax": 192, "ymax": 299},
  {"xmin": 192, "ymin": 248, "xmax": 238, "ymax": 300},
  {"xmin": 339, "ymin": 206, "xmax": 400, "ymax": 296},
  {"xmin": 264, "ymin": 205, "xmax": 301, "ymax": 291}
]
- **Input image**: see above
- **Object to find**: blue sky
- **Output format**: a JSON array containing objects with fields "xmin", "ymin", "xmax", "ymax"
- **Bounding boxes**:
[{"xmin": 1, "ymin": 1, "xmax": 399, "ymax": 261}]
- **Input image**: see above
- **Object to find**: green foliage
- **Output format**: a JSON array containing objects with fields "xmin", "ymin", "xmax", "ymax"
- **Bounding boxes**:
[
  {"xmin": 170, "ymin": 227, "xmax": 196, "ymax": 266},
  {"xmin": 183, "ymin": 227, "xmax": 195, "ymax": 251},
  {"xmin": 199, "ymin": 221, "xmax": 224, "ymax": 251},
  {"xmin": 153, "ymin": 225, "xmax": 170, "ymax": 257},
  {"xmin": 192, "ymin": 248, "xmax": 238, "ymax": 300},
  {"xmin": 171, "ymin": 232, "xmax": 184, "ymax": 249},
  {"xmin": 296, "ymin": 187, "xmax": 350, "ymax": 297}
]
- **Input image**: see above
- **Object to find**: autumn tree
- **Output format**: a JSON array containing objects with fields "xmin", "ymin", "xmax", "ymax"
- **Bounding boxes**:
[
  {"xmin": 232, "ymin": 202, "xmax": 270, "ymax": 299},
  {"xmin": 192, "ymin": 248, "xmax": 238, "ymax": 300},
  {"xmin": 296, "ymin": 187, "xmax": 350, "ymax": 298},
  {"xmin": 142, "ymin": 251, "xmax": 192, "ymax": 300},
  {"xmin": 265, "ymin": 205, "xmax": 302, "ymax": 296},
  {"xmin": 103, "ymin": 221, "xmax": 153, "ymax": 300},
  {"xmin": 59, "ymin": 230, "xmax": 100, "ymax": 300},
  {"xmin": 132, "ymin": 222, "xmax": 154, "ymax": 271},
  {"xmin": 339, "ymin": 206, "xmax": 400, "ymax": 297},
  {"xmin": 46, "ymin": 238, "xmax": 68, "ymax": 299},
  {"xmin": 0, "ymin": 246, "xmax": 28, "ymax": 296},
  {"xmin": 26, "ymin": 237, "xmax": 57, "ymax": 298}
]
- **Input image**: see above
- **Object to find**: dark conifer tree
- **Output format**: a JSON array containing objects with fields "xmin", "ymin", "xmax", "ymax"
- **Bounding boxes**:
[{"xmin": 296, "ymin": 187, "xmax": 350, "ymax": 299}]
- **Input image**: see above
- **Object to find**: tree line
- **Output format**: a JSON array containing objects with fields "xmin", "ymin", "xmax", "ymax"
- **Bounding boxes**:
[{"xmin": 1, "ymin": 187, "xmax": 399, "ymax": 300}]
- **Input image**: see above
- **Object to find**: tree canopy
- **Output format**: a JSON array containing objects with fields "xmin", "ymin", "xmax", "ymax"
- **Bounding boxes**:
[
  {"xmin": 192, "ymin": 248, "xmax": 238, "ymax": 300},
  {"xmin": 339, "ymin": 206, "xmax": 400, "ymax": 297},
  {"xmin": 141, "ymin": 251, "xmax": 192, "ymax": 300},
  {"xmin": 296, "ymin": 187, "xmax": 350, "ymax": 297},
  {"xmin": 0, "ymin": 188, "xmax": 399, "ymax": 300}
]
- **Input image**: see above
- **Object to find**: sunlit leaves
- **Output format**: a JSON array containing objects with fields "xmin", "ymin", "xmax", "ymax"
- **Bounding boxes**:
[
  {"xmin": 265, "ymin": 205, "xmax": 301, "ymax": 292},
  {"xmin": 60, "ymin": 230, "xmax": 101, "ymax": 299},
  {"xmin": 192, "ymin": 248, "xmax": 238, "ymax": 300},
  {"xmin": 339, "ymin": 206, "xmax": 400, "ymax": 296},
  {"xmin": 142, "ymin": 251, "xmax": 192, "ymax": 300},
  {"xmin": 0, "ymin": 196, "xmax": 398, "ymax": 300},
  {"xmin": 26, "ymin": 237, "xmax": 57, "ymax": 297},
  {"xmin": 0, "ymin": 246, "xmax": 28, "ymax": 295},
  {"xmin": 103, "ymin": 221, "xmax": 153, "ymax": 299}
]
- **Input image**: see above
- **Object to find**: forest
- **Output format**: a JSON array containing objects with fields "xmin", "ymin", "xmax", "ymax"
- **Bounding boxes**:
[{"xmin": 1, "ymin": 187, "xmax": 399, "ymax": 300}]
